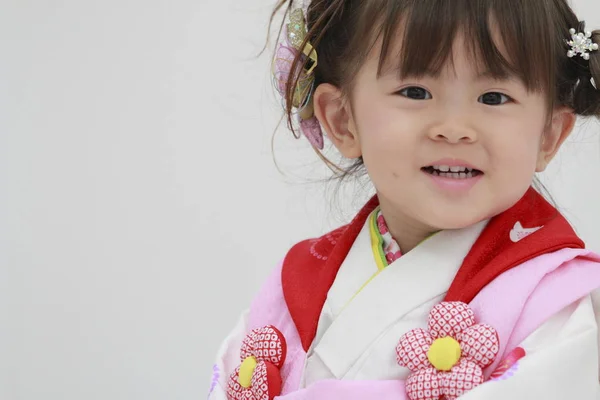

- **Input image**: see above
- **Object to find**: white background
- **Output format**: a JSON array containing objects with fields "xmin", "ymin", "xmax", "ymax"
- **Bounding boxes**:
[{"xmin": 2, "ymin": 0, "xmax": 600, "ymax": 399}]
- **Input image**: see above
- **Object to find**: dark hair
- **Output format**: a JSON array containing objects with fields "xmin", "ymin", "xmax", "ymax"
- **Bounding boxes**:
[{"xmin": 265, "ymin": 0, "xmax": 600, "ymax": 195}]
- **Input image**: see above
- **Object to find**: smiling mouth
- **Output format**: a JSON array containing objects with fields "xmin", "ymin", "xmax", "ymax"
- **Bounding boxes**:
[{"xmin": 421, "ymin": 166, "xmax": 484, "ymax": 178}]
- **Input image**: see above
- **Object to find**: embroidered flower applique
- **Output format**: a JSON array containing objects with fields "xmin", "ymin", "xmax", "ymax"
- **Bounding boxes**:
[
  {"xmin": 208, "ymin": 364, "xmax": 220, "ymax": 397},
  {"xmin": 226, "ymin": 326, "xmax": 287, "ymax": 400},
  {"xmin": 396, "ymin": 302, "xmax": 500, "ymax": 400},
  {"xmin": 490, "ymin": 347, "xmax": 526, "ymax": 381}
]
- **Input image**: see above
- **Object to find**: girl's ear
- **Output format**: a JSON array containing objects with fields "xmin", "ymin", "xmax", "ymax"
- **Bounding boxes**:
[
  {"xmin": 536, "ymin": 107, "xmax": 577, "ymax": 172},
  {"xmin": 312, "ymin": 83, "xmax": 362, "ymax": 159}
]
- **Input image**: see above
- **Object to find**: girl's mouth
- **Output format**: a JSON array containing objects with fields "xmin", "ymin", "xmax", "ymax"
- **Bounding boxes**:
[{"xmin": 421, "ymin": 166, "xmax": 483, "ymax": 179}]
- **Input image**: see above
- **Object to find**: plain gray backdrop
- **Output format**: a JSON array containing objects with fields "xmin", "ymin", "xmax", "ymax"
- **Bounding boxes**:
[{"xmin": 2, "ymin": 0, "xmax": 600, "ymax": 398}]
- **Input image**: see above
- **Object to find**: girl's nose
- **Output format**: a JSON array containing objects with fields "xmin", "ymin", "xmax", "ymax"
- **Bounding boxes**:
[{"xmin": 427, "ymin": 121, "xmax": 478, "ymax": 144}]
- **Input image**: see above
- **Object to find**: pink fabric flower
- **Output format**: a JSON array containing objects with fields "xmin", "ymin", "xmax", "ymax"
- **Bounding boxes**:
[
  {"xmin": 396, "ymin": 302, "xmax": 499, "ymax": 400},
  {"xmin": 227, "ymin": 326, "xmax": 287, "ymax": 400},
  {"xmin": 272, "ymin": 26, "xmax": 324, "ymax": 150}
]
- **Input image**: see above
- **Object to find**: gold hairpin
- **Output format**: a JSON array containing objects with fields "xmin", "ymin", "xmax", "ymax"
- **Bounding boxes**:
[{"xmin": 287, "ymin": 9, "xmax": 318, "ymax": 75}]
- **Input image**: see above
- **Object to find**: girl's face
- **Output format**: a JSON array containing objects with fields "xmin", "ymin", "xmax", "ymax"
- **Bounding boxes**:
[{"xmin": 315, "ymin": 29, "xmax": 574, "ymax": 235}]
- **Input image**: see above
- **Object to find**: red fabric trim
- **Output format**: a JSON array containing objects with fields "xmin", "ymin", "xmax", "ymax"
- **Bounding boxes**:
[
  {"xmin": 281, "ymin": 195, "xmax": 379, "ymax": 351},
  {"xmin": 444, "ymin": 187, "xmax": 584, "ymax": 302},
  {"xmin": 281, "ymin": 188, "xmax": 584, "ymax": 352}
]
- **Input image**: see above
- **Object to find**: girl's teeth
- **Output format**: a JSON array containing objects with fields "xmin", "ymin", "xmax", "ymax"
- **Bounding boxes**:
[
  {"xmin": 438, "ymin": 172, "xmax": 474, "ymax": 179},
  {"xmin": 432, "ymin": 165, "xmax": 475, "ymax": 173}
]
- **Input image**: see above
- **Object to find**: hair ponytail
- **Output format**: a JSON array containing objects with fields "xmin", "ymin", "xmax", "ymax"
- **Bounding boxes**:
[{"xmin": 570, "ymin": 29, "xmax": 600, "ymax": 117}]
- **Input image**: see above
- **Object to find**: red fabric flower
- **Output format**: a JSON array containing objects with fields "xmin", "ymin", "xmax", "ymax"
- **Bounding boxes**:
[
  {"xmin": 396, "ymin": 302, "xmax": 499, "ymax": 400},
  {"xmin": 226, "ymin": 326, "xmax": 287, "ymax": 400}
]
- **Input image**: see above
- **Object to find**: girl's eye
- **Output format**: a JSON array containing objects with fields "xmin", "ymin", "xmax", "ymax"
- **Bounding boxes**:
[
  {"xmin": 398, "ymin": 86, "xmax": 432, "ymax": 100},
  {"xmin": 478, "ymin": 92, "xmax": 512, "ymax": 105}
]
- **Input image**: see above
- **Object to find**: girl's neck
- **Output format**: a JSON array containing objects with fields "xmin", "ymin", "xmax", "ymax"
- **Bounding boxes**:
[{"xmin": 377, "ymin": 196, "xmax": 440, "ymax": 254}]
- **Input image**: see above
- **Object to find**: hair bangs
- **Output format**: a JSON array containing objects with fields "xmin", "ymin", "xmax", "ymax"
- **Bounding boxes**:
[{"xmin": 371, "ymin": 0, "xmax": 555, "ymax": 100}]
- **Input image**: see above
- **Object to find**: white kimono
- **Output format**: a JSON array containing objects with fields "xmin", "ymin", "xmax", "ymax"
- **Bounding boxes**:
[{"xmin": 209, "ymin": 216, "xmax": 600, "ymax": 399}]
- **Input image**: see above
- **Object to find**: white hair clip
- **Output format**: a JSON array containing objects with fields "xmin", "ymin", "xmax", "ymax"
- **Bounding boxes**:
[{"xmin": 567, "ymin": 28, "xmax": 598, "ymax": 60}]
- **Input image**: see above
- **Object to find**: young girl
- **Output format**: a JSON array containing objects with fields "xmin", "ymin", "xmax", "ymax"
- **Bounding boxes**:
[{"xmin": 210, "ymin": 0, "xmax": 600, "ymax": 398}]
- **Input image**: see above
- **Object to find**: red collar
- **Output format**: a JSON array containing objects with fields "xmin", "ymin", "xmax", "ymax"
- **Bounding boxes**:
[{"xmin": 281, "ymin": 188, "xmax": 584, "ymax": 351}]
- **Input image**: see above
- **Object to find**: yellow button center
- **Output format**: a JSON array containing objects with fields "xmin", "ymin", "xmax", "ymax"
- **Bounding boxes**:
[
  {"xmin": 239, "ymin": 356, "xmax": 258, "ymax": 388},
  {"xmin": 427, "ymin": 337, "xmax": 462, "ymax": 371}
]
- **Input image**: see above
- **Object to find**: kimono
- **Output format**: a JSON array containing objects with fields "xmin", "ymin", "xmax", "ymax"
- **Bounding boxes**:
[{"xmin": 208, "ymin": 187, "xmax": 600, "ymax": 399}]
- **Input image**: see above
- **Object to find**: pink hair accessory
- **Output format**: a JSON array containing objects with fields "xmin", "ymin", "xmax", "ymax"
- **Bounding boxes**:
[{"xmin": 271, "ymin": 6, "xmax": 325, "ymax": 149}]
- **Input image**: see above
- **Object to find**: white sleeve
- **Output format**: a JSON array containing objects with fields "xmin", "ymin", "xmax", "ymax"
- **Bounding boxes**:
[
  {"xmin": 592, "ymin": 289, "xmax": 600, "ymax": 381},
  {"xmin": 460, "ymin": 291, "xmax": 600, "ymax": 399},
  {"xmin": 207, "ymin": 310, "xmax": 249, "ymax": 400}
]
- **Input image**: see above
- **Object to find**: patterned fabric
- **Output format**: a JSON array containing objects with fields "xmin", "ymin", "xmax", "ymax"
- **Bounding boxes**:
[
  {"xmin": 374, "ymin": 207, "xmax": 403, "ymax": 265},
  {"xmin": 309, "ymin": 231, "xmax": 339, "ymax": 261},
  {"xmin": 227, "ymin": 326, "xmax": 287, "ymax": 400},
  {"xmin": 428, "ymin": 302, "xmax": 475, "ymax": 340},
  {"xmin": 395, "ymin": 328, "xmax": 433, "ymax": 371},
  {"xmin": 396, "ymin": 302, "xmax": 500, "ymax": 400},
  {"xmin": 406, "ymin": 358, "xmax": 484, "ymax": 400},
  {"xmin": 460, "ymin": 323, "xmax": 501, "ymax": 367}
]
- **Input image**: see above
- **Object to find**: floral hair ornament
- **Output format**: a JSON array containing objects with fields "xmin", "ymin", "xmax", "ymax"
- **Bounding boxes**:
[
  {"xmin": 567, "ymin": 28, "xmax": 598, "ymax": 60},
  {"xmin": 566, "ymin": 28, "xmax": 598, "ymax": 90},
  {"xmin": 272, "ymin": 2, "xmax": 324, "ymax": 149}
]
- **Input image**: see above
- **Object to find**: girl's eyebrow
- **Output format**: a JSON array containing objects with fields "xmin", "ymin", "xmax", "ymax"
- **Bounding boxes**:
[
  {"xmin": 475, "ymin": 70, "xmax": 499, "ymax": 80},
  {"xmin": 380, "ymin": 66, "xmax": 519, "ymax": 81},
  {"xmin": 474, "ymin": 70, "xmax": 519, "ymax": 82}
]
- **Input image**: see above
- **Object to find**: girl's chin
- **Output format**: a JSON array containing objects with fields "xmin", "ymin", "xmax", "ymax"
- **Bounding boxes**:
[{"xmin": 424, "ymin": 213, "xmax": 488, "ymax": 231}]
